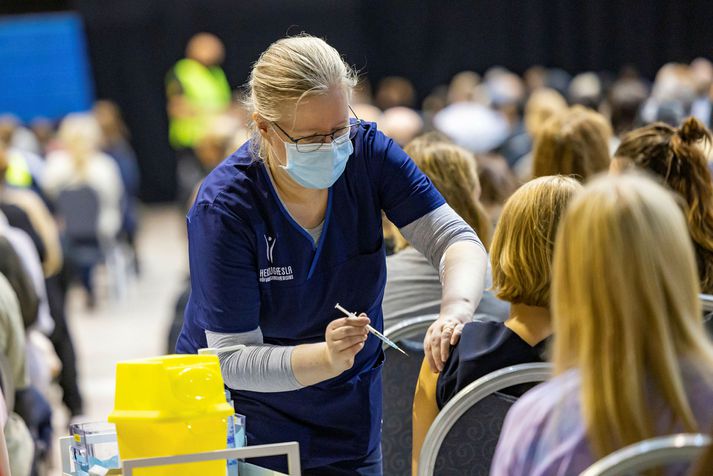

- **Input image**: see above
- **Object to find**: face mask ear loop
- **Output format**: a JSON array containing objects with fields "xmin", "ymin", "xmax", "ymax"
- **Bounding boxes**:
[
  {"xmin": 278, "ymin": 142, "xmax": 295, "ymax": 170},
  {"xmin": 264, "ymin": 124, "xmax": 291, "ymax": 169}
]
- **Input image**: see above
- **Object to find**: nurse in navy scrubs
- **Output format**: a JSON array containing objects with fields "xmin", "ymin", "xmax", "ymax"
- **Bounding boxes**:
[{"xmin": 177, "ymin": 35, "xmax": 487, "ymax": 475}]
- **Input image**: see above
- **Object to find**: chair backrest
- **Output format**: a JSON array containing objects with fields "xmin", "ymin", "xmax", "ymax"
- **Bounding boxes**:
[
  {"xmin": 56, "ymin": 186, "xmax": 100, "ymax": 241},
  {"xmin": 701, "ymin": 294, "xmax": 713, "ymax": 338},
  {"xmin": 382, "ymin": 315, "xmax": 438, "ymax": 476},
  {"xmin": 700, "ymin": 294, "xmax": 713, "ymax": 314},
  {"xmin": 0, "ymin": 351, "xmax": 14, "ymax": 412},
  {"xmin": 418, "ymin": 362, "xmax": 553, "ymax": 476},
  {"xmin": 384, "ymin": 315, "xmax": 439, "ymax": 346},
  {"xmin": 579, "ymin": 433, "xmax": 711, "ymax": 476}
]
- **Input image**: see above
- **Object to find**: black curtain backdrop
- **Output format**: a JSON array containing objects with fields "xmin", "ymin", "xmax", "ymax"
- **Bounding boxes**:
[{"xmin": 9, "ymin": 0, "xmax": 713, "ymax": 201}]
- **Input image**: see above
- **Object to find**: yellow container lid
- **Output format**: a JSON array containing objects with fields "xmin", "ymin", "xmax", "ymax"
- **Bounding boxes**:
[{"xmin": 108, "ymin": 354, "xmax": 234, "ymax": 423}]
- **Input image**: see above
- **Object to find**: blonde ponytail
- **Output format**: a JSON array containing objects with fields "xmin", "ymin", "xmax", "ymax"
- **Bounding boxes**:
[{"xmin": 245, "ymin": 34, "xmax": 357, "ymax": 163}]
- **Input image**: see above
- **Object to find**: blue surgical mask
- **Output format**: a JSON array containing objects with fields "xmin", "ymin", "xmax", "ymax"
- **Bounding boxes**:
[{"xmin": 281, "ymin": 132, "xmax": 354, "ymax": 189}]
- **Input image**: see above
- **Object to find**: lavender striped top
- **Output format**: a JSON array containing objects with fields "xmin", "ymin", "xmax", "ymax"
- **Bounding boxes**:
[{"xmin": 491, "ymin": 365, "xmax": 713, "ymax": 475}]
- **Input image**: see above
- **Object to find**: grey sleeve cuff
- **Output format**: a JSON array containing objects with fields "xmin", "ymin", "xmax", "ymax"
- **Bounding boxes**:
[
  {"xmin": 399, "ymin": 203, "xmax": 485, "ymax": 273},
  {"xmin": 205, "ymin": 328, "xmax": 304, "ymax": 393}
]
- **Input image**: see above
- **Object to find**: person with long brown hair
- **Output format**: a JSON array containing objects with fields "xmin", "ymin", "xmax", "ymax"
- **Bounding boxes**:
[
  {"xmin": 405, "ymin": 139, "xmax": 492, "ymax": 248},
  {"xmin": 612, "ymin": 116, "xmax": 713, "ymax": 294},
  {"xmin": 492, "ymin": 174, "xmax": 713, "ymax": 474},
  {"xmin": 382, "ymin": 139, "xmax": 504, "ymax": 329}
]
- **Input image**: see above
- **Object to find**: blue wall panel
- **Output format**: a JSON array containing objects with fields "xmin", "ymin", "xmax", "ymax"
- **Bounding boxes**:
[{"xmin": 0, "ymin": 12, "xmax": 94, "ymax": 122}]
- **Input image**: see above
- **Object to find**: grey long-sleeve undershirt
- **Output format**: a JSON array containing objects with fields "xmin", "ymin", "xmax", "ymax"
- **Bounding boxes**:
[
  {"xmin": 207, "ymin": 203, "xmax": 483, "ymax": 392},
  {"xmin": 206, "ymin": 327, "xmax": 301, "ymax": 392}
]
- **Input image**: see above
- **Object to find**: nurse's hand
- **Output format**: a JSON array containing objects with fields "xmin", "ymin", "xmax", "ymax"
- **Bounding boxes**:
[
  {"xmin": 424, "ymin": 316, "xmax": 467, "ymax": 373},
  {"xmin": 324, "ymin": 314, "xmax": 370, "ymax": 374}
]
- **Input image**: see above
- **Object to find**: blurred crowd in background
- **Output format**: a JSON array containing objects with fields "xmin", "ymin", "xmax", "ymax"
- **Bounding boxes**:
[
  {"xmin": 166, "ymin": 34, "xmax": 713, "ymax": 221},
  {"xmin": 2, "ymin": 30, "xmax": 713, "ymax": 475},
  {"xmin": 0, "ymin": 97, "xmax": 141, "ymax": 474}
]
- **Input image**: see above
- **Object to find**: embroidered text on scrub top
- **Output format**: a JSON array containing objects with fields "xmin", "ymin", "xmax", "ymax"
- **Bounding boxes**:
[{"xmin": 259, "ymin": 235, "xmax": 294, "ymax": 282}]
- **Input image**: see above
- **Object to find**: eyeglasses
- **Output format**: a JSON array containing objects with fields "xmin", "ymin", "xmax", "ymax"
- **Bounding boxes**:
[{"xmin": 271, "ymin": 105, "xmax": 362, "ymax": 153}]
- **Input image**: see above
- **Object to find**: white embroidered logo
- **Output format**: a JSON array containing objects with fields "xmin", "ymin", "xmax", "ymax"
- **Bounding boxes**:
[
  {"xmin": 259, "ymin": 235, "xmax": 294, "ymax": 283},
  {"xmin": 265, "ymin": 235, "xmax": 277, "ymax": 263}
]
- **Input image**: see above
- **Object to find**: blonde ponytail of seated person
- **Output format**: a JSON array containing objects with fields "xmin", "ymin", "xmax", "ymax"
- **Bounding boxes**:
[
  {"xmin": 244, "ymin": 34, "xmax": 358, "ymax": 164},
  {"xmin": 551, "ymin": 174, "xmax": 713, "ymax": 459},
  {"xmin": 58, "ymin": 113, "xmax": 103, "ymax": 180}
]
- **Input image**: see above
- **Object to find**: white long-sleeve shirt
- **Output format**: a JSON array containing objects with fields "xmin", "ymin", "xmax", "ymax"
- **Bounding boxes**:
[{"xmin": 43, "ymin": 150, "xmax": 125, "ymax": 241}]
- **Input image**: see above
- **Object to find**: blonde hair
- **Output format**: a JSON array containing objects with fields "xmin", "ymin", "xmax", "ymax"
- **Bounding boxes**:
[
  {"xmin": 490, "ymin": 175, "xmax": 581, "ymax": 307},
  {"xmin": 404, "ymin": 139, "xmax": 492, "ymax": 249},
  {"xmin": 614, "ymin": 117, "xmax": 713, "ymax": 293},
  {"xmin": 245, "ymin": 34, "xmax": 357, "ymax": 163},
  {"xmin": 524, "ymin": 88, "xmax": 568, "ymax": 137},
  {"xmin": 58, "ymin": 113, "xmax": 103, "ymax": 176},
  {"xmin": 552, "ymin": 173, "xmax": 713, "ymax": 459},
  {"xmin": 532, "ymin": 105, "xmax": 612, "ymax": 181}
]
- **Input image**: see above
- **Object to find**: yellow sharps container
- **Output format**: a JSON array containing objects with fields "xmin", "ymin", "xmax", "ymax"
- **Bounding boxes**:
[{"xmin": 108, "ymin": 354, "xmax": 234, "ymax": 476}]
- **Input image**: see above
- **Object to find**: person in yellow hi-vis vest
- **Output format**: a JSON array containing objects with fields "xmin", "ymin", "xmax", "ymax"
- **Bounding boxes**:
[
  {"xmin": 166, "ymin": 33, "xmax": 232, "ymax": 202},
  {"xmin": 167, "ymin": 33, "xmax": 231, "ymax": 149}
]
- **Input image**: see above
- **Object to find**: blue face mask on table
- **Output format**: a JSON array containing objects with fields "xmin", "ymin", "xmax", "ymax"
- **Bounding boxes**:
[{"xmin": 281, "ymin": 131, "xmax": 354, "ymax": 189}]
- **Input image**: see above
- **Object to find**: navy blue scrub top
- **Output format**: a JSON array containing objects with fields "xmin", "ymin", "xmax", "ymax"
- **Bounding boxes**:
[{"xmin": 176, "ymin": 122, "xmax": 445, "ymax": 471}]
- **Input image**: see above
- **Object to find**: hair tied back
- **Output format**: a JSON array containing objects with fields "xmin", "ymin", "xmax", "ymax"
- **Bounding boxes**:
[{"xmin": 677, "ymin": 116, "xmax": 710, "ymax": 145}]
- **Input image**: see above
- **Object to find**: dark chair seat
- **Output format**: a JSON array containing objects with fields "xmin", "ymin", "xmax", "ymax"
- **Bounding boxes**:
[
  {"xmin": 418, "ymin": 363, "xmax": 552, "ymax": 476},
  {"xmin": 382, "ymin": 315, "xmax": 438, "ymax": 476},
  {"xmin": 56, "ymin": 186, "xmax": 100, "ymax": 243},
  {"xmin": 434, "ymin": 391, "xmax": 517, "ymax": 475}
]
